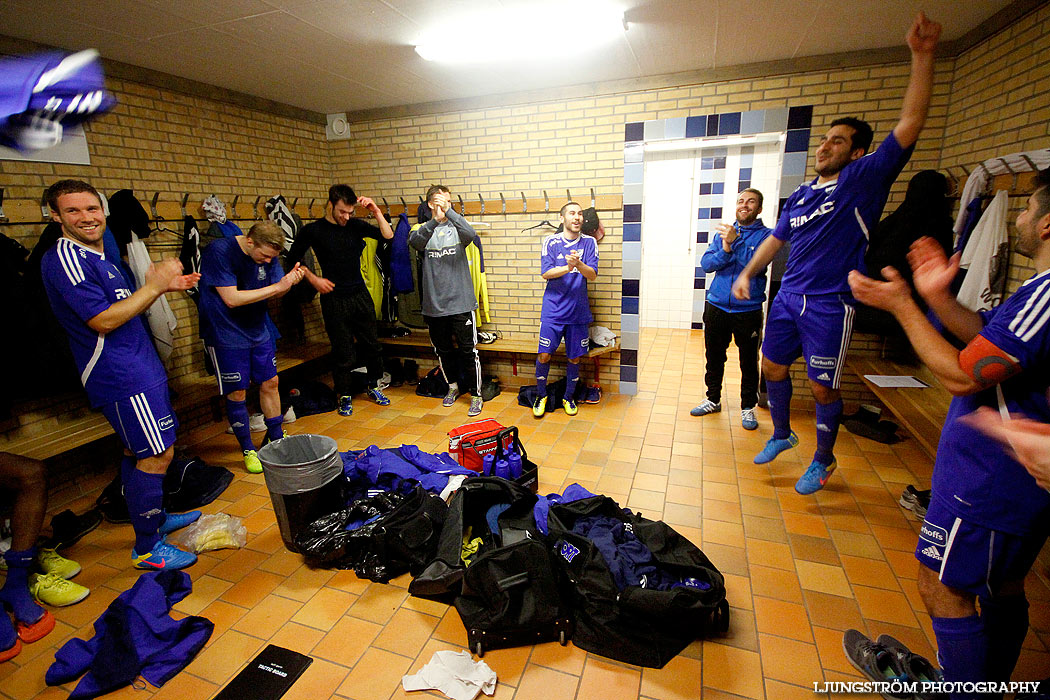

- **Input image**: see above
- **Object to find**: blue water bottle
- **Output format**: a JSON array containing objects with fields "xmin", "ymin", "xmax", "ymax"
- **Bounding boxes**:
[
  {"xmin": 507, "ymin": 450, "xmax": 523, "ymax": 479},
  {"xmin": 482, "ymin": 453, "xmax": 495, "ymax": 476}
]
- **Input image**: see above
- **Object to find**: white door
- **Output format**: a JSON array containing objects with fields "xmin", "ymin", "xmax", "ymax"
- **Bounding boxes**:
[{"xmin": 640, "ymin": 152, "xmax": 698, "ymax": 328}]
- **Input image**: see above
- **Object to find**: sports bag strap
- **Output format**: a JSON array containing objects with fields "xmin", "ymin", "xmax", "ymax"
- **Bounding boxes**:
[{"xmin": 496, "ymin": 572, "xmax": 529, "ymax": 591}]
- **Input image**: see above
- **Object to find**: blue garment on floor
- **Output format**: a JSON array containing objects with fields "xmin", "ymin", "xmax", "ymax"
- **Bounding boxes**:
[
  {"xmin": 533, "ymin": 483, "xmax": 597, "ymax": 535},
  {"xmin": 341, "ymin": 444, "xmax": 474, "ymax": 502},
  {"xmin": 45, "ymin": 570, "xmax": 212, "ymax": 700}
]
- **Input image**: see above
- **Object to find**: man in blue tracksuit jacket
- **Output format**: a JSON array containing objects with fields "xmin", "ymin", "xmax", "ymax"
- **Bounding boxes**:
[{"xmin": 691, "ymin": 188, "xmax": 772, "ymax": 430}]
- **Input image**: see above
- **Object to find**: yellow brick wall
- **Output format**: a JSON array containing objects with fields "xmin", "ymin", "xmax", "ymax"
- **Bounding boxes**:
[{"xmin": 0, "ymin": 77, "xmax": 333, "ymax": 445}]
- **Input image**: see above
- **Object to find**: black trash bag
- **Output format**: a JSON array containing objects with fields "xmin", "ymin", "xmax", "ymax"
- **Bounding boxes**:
[{"xmin": 296, "ymin": 485, "xmax": 447, "ymax": 583}]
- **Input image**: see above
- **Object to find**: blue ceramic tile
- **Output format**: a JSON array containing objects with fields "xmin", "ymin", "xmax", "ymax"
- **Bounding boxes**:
[
  {"xmin": 620, "ymin": 349, "xmax": 638, "ymax": 366},
  {"xmin": 788, "ymin": 104, "xmax": 813, "ymax": 129},
  {"xmin": 664, "ymin": 117, "xmax": 687, "ymax": 139},
  {"xmin": 622, "ymin": 183, "xmax": 643, "ymax": 205},
  {"xmin": 624, "ymin": 122, "xmax": 643, "ymax": 142},
  {"xmin": 623, "ymin": 162, "xmax": 643, "ymax": 184},
  {"xmin": 622, "ymin": 279, "xmax": 640, "ymax": 296},
  {"xmin": 699, "ymin": 183, "xmax": 711, "ymax": 195},
  {"xmin": 685, "ymin": 115, "xmax": 706, "ymax": 138},
  {"xmin": 622, "ymin": 260, "xmax": 640, "ymax": 279},
  {"xmin": 740, "ymin": 110, "xmax": 764, "ymax": 135},
  {"xmin": 694, "ymin": 266, "xmax": 704, "ymax": 278},
  {"xmin": 697, "ymin": 207, "xmax": 710, "ymax": 219},
  {"xmin": 643, "ymin": 119, "xmax": 664, "ymax": 140},
  {"xmin": 620, "ymin": 365, "xmax": 638, "ymax": 383},
  {"xmin": 718, "ymin": 112, "xmax": 741, "ymax": 135},
  {"xmin": 782, "ymin": 151, "xmax": 807, "ymax": 176},
  {"xmin": 623, "ymin": 204, "xmax": 641, "ymax": 223},
  {"xmin": 623, "ymin": 223, "xmax": 641, "ymax": 242},
  {"xmin": 713, "ymin": 157, "xmax": 726, "ymax": 169},
  {"xmin": 697, "ymin": 231, "xmax": 709, "ymax": 243},
  {"xmin": 700, "ymin": 157, "xmax": 714, "ymax": 170},
  {"xmin": 621, "ymin": 296, "xmax": 639, "ymax": 314},
  {"xmin": 623, "ymin": 241, "xmax": 641, "ymax": 262},
  {"xmin": 763, "ymin": 107, "xmax": 789, "ymax": 132},
  {"xmin": 785, "ymin": 128, "xmax": 809, "ymax": 153},
  {"xmin": 707, "ymin": 114, "xmax": 719, "ymax": 136},
  {"xmin": 712, "ymin": 182, "xmax": 724, "ymax": 195},
  {"xmin": 740, "ymin": 167, "xmax": 752, "ymax": 179},
  {"xmin": 710, "ymin": 207, "xmax": 722, "ymax": 219},
  {"xmin": 694, "ymin": 277, "xmax": 706, "ymax": 290},
  {"xmin": 738, "ymin": 180, "xmax": 751, "ymax": 191}
]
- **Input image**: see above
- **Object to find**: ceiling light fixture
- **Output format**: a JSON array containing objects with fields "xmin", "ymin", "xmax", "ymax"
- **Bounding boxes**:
[{"xmin": 415, "ymin": 1, "xmax": 625, "ymax": 64}]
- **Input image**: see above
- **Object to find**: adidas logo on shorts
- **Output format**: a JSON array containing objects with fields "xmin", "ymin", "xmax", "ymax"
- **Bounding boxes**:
[
  {"xmin": 921, "ymin": 545, "xmax": 942, "ymax": 561},
  {"xmin": 816, "ymin": 372, "xmax": 831, "ymax": 381}
]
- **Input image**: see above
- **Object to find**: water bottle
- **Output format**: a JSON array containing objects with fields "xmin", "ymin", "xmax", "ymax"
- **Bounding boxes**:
[
  {"xmin": 494, "ymin": 454, "xmax": 510, "ymax": 479},
  {"xmin": 482, "ymin": 453, "xmax": 495, "ymax": 476},
  {"xmin": 507, "ymin": 450, "xmax": 523, "ymax": 479}
]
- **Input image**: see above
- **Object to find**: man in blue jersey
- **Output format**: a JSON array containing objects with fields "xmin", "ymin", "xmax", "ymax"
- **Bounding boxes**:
[
  {"xmin": 732, "ymin": 12, "xmax": 941, "ymax": 494},
  {"xmin": 533, "ymin": 202, "xmax": 598, "ymax": 417},
  {"xmin": 692, "ymin": 188, "xmax": 772, "ymax": 430},
  {"xmin": 198, "ymin": 220, "xmax": 305, "ymax": 473},
  {"xmin": 41, "ymin": 180, "xmax": 201, "ymax": 571},
  {"xmin": 848, "ymin": 166, "xmax": 1050, "ymax": 698}
]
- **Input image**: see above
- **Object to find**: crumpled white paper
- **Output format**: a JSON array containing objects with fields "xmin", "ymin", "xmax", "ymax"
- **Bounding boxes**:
[{"xmin": 402, "ymin": 650, "xmax": 497, "ymax": 700}]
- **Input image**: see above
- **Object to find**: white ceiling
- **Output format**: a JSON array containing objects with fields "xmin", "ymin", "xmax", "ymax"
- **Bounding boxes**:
[{"xmin": 0, "ymin": 0, "xmax": 1018, "ymax": 116}]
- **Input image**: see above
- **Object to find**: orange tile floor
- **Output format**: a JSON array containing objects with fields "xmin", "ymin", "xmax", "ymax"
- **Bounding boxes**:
[{"xmin": 3, "ymin": 328, "xmax": 1050, "ymax": 700}]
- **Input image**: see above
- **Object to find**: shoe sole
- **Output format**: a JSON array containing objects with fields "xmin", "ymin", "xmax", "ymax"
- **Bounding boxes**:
[
  {"xmin": 33, "ymin": 587, "xmax": 90, "ymax": 607},
  {"xmin": 0, "ymin": 638, "xmax": 20, "ymax": 662},
  {"xmin": 17, "ymin": 610, "xmax": 55, "ymax": 644}
]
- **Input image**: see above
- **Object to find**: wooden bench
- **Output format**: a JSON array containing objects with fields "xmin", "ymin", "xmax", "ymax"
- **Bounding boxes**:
[
  {"xmin": 1, "ymin": 341, "xmax": 332, "ymax": 461},
  {"xmin": 848, "ymin": 357, "xmax": 952, "ymax": 459},
  {"xmin": 378, "ymin": 330, "xmax": 618, "ymax": 382}
]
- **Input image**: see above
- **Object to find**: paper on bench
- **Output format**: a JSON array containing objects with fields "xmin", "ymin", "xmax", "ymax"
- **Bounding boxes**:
[{"xmin": 864, "ymin": 375, "xmax": 930, "ymax": 388}]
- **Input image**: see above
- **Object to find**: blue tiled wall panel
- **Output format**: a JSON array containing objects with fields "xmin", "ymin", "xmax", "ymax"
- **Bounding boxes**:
[
  {"xmin": 625, "ymin": 122, "xmax": 643, "ymax": 142},
  {"xmin": 623, "ymin": 204, "xmax": 641, "ymax": 222},
  {"xmin": 718, "ymin": 112, "xmax": 741, "ymax": 135},
  {"xmin": 623, "ymin": 223, "xmax": 641, "ymax": 242},
  {"xmin": 788, "ymin": 105, "xmax": 813, "ymax": 129},
  {"xmin": 685, "ymin": 115, "xmax": 707, "ymax": 138},
  {"xmin": 620, "ymin": 365, "xmax": 638, "ymax": 383},
  {"xmin": 623, "ymin": 242, "xmax": 641, "ymax": 262},
  {"xmin": 664, "ymin": 117, "xmax": 687, "ymax": 139},
  {"xmin": 622, "ymin": 279, "xmax": 640, "ymax": 296},
  {"xmin": 619, "ymin": 381, "xmax": 638, "ymax": 395},
  {"xmin": 620, "ymin": 349, "xmax": 638, "ymax": 367},
  {"xmin": 621, "ymin": 296, "xmax": 639, "ymax": 314},
  {"xmin": 785, "ymin": 128, "xmax": 810, "ymax": 153}
]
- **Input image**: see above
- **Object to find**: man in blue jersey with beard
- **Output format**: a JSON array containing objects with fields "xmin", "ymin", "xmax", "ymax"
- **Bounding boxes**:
[
  {"xmin": 533, "ymin": 202, "xmax": 598, "ymax": 417},
  {"xmin": 848, "ymin": 166, "xmax": 1050, "ymax": 698},
  {"xmin": 41, "ymin": 180, "xmax": 201, "ymax": 571},
  {"xmin": 732, "ymin": 12, "xmax": 941, "ymax": 494}
]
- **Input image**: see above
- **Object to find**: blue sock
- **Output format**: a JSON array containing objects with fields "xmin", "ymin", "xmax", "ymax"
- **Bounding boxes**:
[
  {"xmin": 225, "ymin": 398, "xmax": 255, "ymax": 452},
  {"xmin": 813, "ymin": 399, "xmax": 843, "ymax": 464},
  {"xmin": 932, "ymin": 614, "xmax": 987, "ymax": 694},
  {"xmin": 980, "ymin": 595, "xmax": 1029, "ymax": 684},
  {"xmin": 766, "ymin": 378, "xmax": 793, "ymax": 439},
  {"xmin": 563, "ymin": 362, "xmax": 580, "ymax": 401},
  {"xmin": 0, "ymin": 547, "xmax": 44, "ymax": 624},
  {"xmin": 123, "ymin": 466, "xmax": 166, "ymax": 554},
  {"xmin": 536, "ymin": 360, "xmax": 550, "ymax": 398},
  {"xmin": 264, "ymin": 415, "xmax": 284, "ymax": 442}
]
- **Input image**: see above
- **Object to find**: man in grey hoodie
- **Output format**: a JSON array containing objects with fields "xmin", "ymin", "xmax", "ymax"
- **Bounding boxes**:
[{"xmin": 409, "ymin": 185, "xmax": 483, "ymax": 416}]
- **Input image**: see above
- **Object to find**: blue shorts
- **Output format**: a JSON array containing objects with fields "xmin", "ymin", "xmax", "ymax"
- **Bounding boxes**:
[
  {"xmin": 761, "ymin": 291, "xmax": 855, "ymax": 388},
  {"xmin": 538, "ymin": 322, "xmax": 589, "ymax": 359},
  {"xmin": 915, "ymin": 495, "xmax": 1049, "ymax": 597},
  {"xmin": 206, "ymin": 341, "xmax": 278, "ymax": 395},
  {"xmin": 101, "ymin": 383, "xmax": 178, "ymax": 458}
]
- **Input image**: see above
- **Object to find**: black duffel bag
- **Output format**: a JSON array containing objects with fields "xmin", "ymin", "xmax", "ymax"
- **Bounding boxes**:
[{"xmin": 548, "ymin": 495, "xmax": 729, "ymax": 668}]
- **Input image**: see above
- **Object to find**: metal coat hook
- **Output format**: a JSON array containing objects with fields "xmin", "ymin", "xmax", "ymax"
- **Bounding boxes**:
[
  {"xmin": 520, "ymin": 192, "xmax": 527, "ymax": 213},
  {"xmin": 998, "ymin": 158, "xmax": 1019, "ymax": 191},
  {"xmin": 500, "ymin": 192, "xmax": 506, "ymax": 214},
  {"xmin": 565, "ymin": 189, "xmax": 571, "ymax": 204},
  {"xmin": 590, "ymin": 188, "xmax": 596, "ymax": 208},
  {"xmin": 230, "ymin": 195, "xmax": 239, "ymax": 219},
  {"xmin": 0, "ymin": 188, "xmax": 8, "ymax": 223},
  {"xmin": 478, "ymin": 193, "xmax": 485, "ymax": 215},
  {"xmin": 381, "ymin": 197, "xmax": 389, "ymax": 213},
  {"xmin": 308, "ymin": 198, "xmax": 315, "ymax": 217},
  {"xmin": 457, "ymin": 194, "xmax": 464, "ymax": 214},
  {"xmin": 180, "ymin": 193, "xmax": 189, "ymax": 218},
  {"xmin": 253, "ymin": 196, "xmax": 263, "ymax": 220},
  {"xmin": 40, "ymin": 191, "xmax": 50, "ymax": 220},
  {"xmin": 291, "ymin": 197, "xmax": 299, "ymax": 212},
  {"xmin": 543, "ymin": 190, "xmax": 549, "ymax": 213},
  {"xmin": 399, "ymin": 196, "xmax": 407, "ymax": 212},
  {"xmin": 960, "ymin": 164, "xmax": 970, "ymax": 176},
  {"xmin": 1021, "ymin": 155, "xmax": 1039, "ymax": 173},
  {"xmin": 150, "ymin": 192, "xmax": 161, "ymax": 220}
]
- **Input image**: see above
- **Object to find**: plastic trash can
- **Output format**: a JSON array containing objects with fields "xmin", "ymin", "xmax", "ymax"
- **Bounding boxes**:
[{"xmin": 258, "ymin": 434, "xmax": 345, "ymax": 553}]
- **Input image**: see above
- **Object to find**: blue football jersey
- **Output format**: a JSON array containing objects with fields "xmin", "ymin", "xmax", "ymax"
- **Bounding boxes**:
[
  {"xmin": 932, "ymin": 268, "xmax": 1050, "ymax": 534},
  {"xmin": 540, "ymin": 233, "xmax": 598, "ymax": 325},
  {"xmin": 198, "ymin": 236, "xmax": 282, "ymax": 348},
  {"xmin": 41, "ymin": 238, "xmax": 167, "ymax": 406},
  {"xmin": 774, "ymin": 132, "xmax": 913, "ymax": 295}
]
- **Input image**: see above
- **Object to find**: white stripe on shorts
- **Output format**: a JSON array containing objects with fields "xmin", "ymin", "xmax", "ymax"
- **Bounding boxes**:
[{"xmin": 130, "ymin": 392, "xmax": 164, "ymax": 455}]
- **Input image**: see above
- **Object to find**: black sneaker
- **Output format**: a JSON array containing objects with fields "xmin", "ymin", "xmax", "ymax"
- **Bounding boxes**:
[
  {"xmin": 46, "ymin": 508, "xmax": 103, "ymax": 551},
  {"xmin": 842, "ymin": 629, "xmax": 910, "ymax": 699},
  {"xmin": 875, "ymin": 634, "xmax": 945, "ymax": 700}
]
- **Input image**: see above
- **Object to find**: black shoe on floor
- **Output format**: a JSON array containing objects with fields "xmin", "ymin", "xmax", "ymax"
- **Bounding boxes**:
[
  {"xmin": 875, "ymin": 633, "xmax": 945, "ymax": 700},
  {"xmin": 46, "ymin": 508, "xmax": 103, "ymax": 550},
  {"xmin": 842, "ymin": 629, "xmax": 910, "ymax": 699}
]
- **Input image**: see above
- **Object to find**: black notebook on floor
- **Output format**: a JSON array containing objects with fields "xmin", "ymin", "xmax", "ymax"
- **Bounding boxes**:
[{"xmin": 212, "ymin": 644, "xmax": 313, "ymax": 700}]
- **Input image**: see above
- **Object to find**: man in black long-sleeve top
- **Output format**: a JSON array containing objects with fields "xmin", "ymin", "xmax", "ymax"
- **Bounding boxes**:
[{"xmin": 286, "ymin": 184, "xmax": 394, "ymax": 416}]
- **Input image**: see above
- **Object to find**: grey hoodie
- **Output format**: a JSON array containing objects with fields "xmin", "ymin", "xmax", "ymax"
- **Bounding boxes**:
[{"xmin": 408, "ymin": 208, "xmax": 478, "ymax": 317}]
